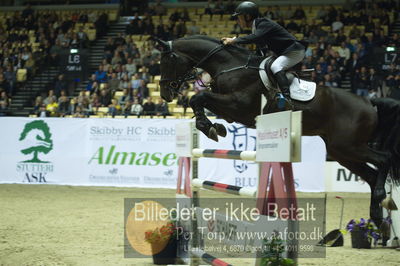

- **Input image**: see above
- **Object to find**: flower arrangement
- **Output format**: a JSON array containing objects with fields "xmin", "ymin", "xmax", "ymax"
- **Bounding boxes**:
[
  {"xmin": 261, "ymin": 235, "xmax": 294, "ymax": 266},
  {"xmin": 344, "ymin": 218, "xmax": 381, "ymax": 246},
  {"xmin": 144, "ymin": 222, "xmax": 177, "ymax": 244}
]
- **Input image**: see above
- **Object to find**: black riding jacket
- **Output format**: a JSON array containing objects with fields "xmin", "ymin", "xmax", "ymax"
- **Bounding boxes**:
[{"xmin": 233, "ymin": 17, "xmax": 306, "ymax": 55}]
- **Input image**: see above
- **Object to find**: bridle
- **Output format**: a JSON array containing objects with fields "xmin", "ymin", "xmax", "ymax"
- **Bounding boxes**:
[
  {"xmin": 159, "ymin": 40, "xmax": 263, "ymax": 95},
  {"xmin": 160, "ymin": 42, "xmax": 225, "ymax": 95}
]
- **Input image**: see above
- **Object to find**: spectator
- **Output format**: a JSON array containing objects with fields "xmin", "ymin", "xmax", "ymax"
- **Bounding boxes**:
[
  {"xmin": 118, "ymin": 88, "xmax": 131, "ymax": 107},
  {"xmin": 143, "ymin": 97, "xmax": 156, "ymax": 116},
  {"xmin": 368, "ymin": 68, "xmax": 381, "ymax": 96},
  {"xmin": 95, "ymin": 65, "xmax": 108, "ymax": 83},
  {"xmin": 0, "ymin": 100, "xmax": 8, "ymax": 116},
  {"xmin": 337, "ymin": 42, "xmax": 351, "ymax": 62},
  {"xmin": 108, "ymin": 73, "xmax": 120, "ymax": 93},
  {"xmin": 125, "ymin": 58, "xmax": 137, "ymax": 76},
  {"xmin": 349, "ymin": 24, "xmax": 362, "ymax": 39},
  {"xmin": 54, "ymin": 74, "xmax": 68, "ymax": 97},
  {"xmin": 214, "ymin": 0, "xmax": 225, "ymax": 15},
  {"xmin": 58, "ymin": 95, "xmax": 70, "ymax": 117},
  {"xmin": 187, "ymin": 21, "xmax": 200, "ymax": 35},
  {"xmin": 0, "ymin": 74, "xmax": 10, "ymax": 96},
  {"xmin": 86, "ymin": 74, "xmax": 98, "ymax": 93},
  {"xmin": 43, "ymin": 90, "xmax": 57, "ymax": 106},
  {"xmin": 104, "ymin": 37, "xmax": 116, "ymax": 60},
  {"xmin": 108, "ymin": 98, "xmax": 120, "ymax": 117},
  {"xmin": 354, "ymin": 67, "xmax": 369, "ymax": 96},
  {"xmin": 46, "ymin": 97, "xmax": 59, "ymax": 116},
  {"xmin": 122, "ymin": 100, "xmax": 133, "ymax": 117},
  {"xmin": 148, "ymin": 60, "xmax": 160, "ymax": 77},
  {"xmin": 32, "ymin": 96, "xmax": 43, "ymax": 114},
  {"xmin": 0, "ymin": 91, "xmax": 10, "ymax": 106},
  {"xmin": 155, "ymin": 98, "xmax": 169, "ymax": 117},
  {"xmin": 139, "ymin": 67, "xmax": 151, "ymax": 83},
  {"xmin": 293, "ymin": 6, "xmax": 306, "ymax": 19},
  {"xmin": 118, "ymin": 74, "xmax": 131, "ymax": 90},
  {"xmin": 204, "ymin": 0, "xmax": 216, "ymax": 15},
  {"xmin": 36, "ymin": 104, "xmax": 50, "ymax": 117},
  {"xmin": 387, "ymin": 33, "xmax": 400, "ymax": 47},
  {"xmin": 286, "ymin": 19, "xmax": 300, "ymax": 32},
  {"xmin": 3, "ymin": 66, "xmax": 16, "ymax": 95},
  {"xmin": 99, "ymin": 89, "xmax": 111, "ymax": 107},
  {"xmin": 331, "ymin": 16, "xmax": 344, "ymax": 32},
  {"xmin": 131, "ymin": 97, "xmax": 143, "ymax": 116},
  {"xmin": 131, "ymin": 73, "xmax": 142, "ymax": 90},
  {"xmin": 111, "ymin": 50, "xmax": 123, "ymax": 65},
  {"xmin": 154, "ymin": 0, "xmax": 167, "ymax": 16},
  {"xmin": 73, "ymin": 105, "xmax": 86, "ymax": 118}
]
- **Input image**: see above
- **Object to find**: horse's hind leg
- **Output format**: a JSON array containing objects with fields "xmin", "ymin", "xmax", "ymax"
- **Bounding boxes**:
[
  {"xmin": 328, "ymin": 142, "xmax": 391, "ymax": 202},
  {"xmin": 336, "ymin": 160, "xmax": 383, "ymax": 227}
]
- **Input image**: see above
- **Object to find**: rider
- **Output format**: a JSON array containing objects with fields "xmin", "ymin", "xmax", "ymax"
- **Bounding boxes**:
[{"xmin": 222, "ymin": 1, "xmax": 306, "ymax": 107}]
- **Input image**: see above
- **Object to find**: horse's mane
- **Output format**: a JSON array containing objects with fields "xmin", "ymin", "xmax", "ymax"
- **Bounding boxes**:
[{"xmin": 178, "ymin": 35, "xmax": 252, "ymax": 55}]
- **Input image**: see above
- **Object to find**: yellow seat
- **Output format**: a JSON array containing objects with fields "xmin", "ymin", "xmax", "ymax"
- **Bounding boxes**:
[
  {"xmin": 17, "ymin": 69, "xmax": 27, "ymax": 82},
  {"xmin": 150, "ymin": 91, "xmax": 160, "ymax": 97},
  {"xmin": 147, "ymin": 83, "xmax": 158, "ymax": 91},
  {"xmin": 97, "ymin": 107, "xmax": 109, "ymax": 114},
  {"xmin": 114, "ymin": 91, "xmax": 124, "ymax": 98}
]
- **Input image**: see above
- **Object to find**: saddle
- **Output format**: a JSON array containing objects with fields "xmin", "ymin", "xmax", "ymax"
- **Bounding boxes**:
[{"xmin": 260, "ymin": 55, "xmax": 316, "ymax": 102}]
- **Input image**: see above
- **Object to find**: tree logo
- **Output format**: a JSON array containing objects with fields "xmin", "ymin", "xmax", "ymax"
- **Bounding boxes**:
[{"xmin": 19, "ymin": 120, "xmax": 53, "ymax": 163}]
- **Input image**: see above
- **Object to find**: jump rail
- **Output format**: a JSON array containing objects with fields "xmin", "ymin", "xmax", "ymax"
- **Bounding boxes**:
[
  {"xmin": 175, "ymin": 111, "xmax": 302, "ymax": 266},
  {"xmin": 192, "ymin": 149, "xmax": 257, "ymax": 161}
]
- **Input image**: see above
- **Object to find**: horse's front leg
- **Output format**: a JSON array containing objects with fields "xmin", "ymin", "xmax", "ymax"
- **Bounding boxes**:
[{"xmin": 189, "ymin": 91, "xmax": 231, "ymax": 141}]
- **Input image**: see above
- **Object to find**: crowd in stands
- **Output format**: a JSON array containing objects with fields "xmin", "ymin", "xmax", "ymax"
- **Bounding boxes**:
[
  {"xmin": 121, "ymin": 0, "xmax": 400, "ymax": 99},
  {"xmin": 0, "ymin": 4, "xmax": 111, "ymax": 116},
  {"xmin": 3, "ymin": 1, "xmax": 400, "ymax": 117},
  {"xmin": 32, "ymin": 32, "xmax": 173, "ymax": 118}
]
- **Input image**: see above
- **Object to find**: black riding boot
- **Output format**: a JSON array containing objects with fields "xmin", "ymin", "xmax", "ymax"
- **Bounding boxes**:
[
  {"xmin": 275, "ymin": 70, "xmax": 290, "ymax": 97},
  {"xmin": 274, "ymin": 70, "xmax": 292, "ymax": 110}
]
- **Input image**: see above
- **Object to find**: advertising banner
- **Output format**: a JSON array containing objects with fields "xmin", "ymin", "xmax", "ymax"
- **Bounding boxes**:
[
  {"xmin": 0, "ymin": 118, "xmax": 180, "ymax": 188},
  {"xmin": 325, "ymin": 162, "xmax": 370, "ymax": 193},
  {"xmin": 0, "ymin": 117, "xmax": 327, "ymax": 192}
]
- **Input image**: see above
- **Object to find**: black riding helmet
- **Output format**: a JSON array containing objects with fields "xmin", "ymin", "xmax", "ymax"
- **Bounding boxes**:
[{"xmin": 232, "ymin": 1, "xmax": 259, "ymax": 19}]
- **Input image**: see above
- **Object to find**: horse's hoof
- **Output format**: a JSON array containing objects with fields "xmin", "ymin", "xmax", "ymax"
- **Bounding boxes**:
[
  {"xmin": 373, "ymin": 187, "xmax": 387, "ymax": 203},
  {"xmin": 208, "ymin": 127, "xmax": 219, "ymax": 142},
  {"xmin": 214, "ymin": 123, "xmax": 227, "ymax": 137}
]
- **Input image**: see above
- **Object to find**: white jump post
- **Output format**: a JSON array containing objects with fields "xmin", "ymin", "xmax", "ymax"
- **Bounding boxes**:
[
  {"xmin": 175, "ymin": 111, "xmax": 302, "ymax": 266},
  {"xmin": 383, "ymin": 179, "xmax": 400, "ymax": 248}
]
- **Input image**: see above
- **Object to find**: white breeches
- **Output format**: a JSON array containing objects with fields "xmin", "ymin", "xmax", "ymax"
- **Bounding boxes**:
[{"xmin": 270, "ymin": 49, "xmax": 305, "ymax": 74}]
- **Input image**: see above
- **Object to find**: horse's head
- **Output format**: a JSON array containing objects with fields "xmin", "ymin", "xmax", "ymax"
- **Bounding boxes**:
[{"xmin": 156, "ymin": 39, "xmax": 196, "ymax": 102}]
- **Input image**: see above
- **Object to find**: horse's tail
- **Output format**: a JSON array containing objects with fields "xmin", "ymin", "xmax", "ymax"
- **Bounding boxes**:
[{"xmin": 371, "ymin": 97, "xmax": 400, "ymax": 184}]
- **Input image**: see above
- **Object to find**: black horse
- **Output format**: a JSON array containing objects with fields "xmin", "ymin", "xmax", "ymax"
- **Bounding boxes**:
[{"xmin": 157, "ymin": 35, "xmax": 400, "ymax": 227}]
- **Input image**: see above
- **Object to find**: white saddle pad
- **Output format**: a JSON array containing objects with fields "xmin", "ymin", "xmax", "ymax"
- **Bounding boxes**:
[
  {"xmin": 289, "ymin": 78, "xmax": 316, "ymax": 102},
  {"xmin": 258, "ymin": 57, "xmax": 316, "ymax": 102}
]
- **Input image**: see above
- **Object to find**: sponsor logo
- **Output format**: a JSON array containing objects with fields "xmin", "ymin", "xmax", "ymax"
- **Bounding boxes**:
[
  {"xmin": 17, "ymin": 120, "xmax": 54, "ymax": 183},
  {"xmin": 89, "ymin": 126, "xmax": 142, "ymax": 141},
  {"xmin": 228, "ymin": 125, "xmax": 256, "ymax": 173},
  {"xmin": 88, "ymin": 145, "xmax": 177, "ymax": 166},
  {"xmin": 336, "ymin": 168, "xmax": 365, "ymax": 183}
]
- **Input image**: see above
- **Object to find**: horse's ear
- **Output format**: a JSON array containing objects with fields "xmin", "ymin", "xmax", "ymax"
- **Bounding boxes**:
[{"xmin": 153, "ymin": 38, "xmax": 170, "ymax": 52}]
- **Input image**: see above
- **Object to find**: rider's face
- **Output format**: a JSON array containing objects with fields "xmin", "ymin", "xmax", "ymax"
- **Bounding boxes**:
[{"xmin": 237, "ymin": 15, "xmax": 248, "ymax": 29}]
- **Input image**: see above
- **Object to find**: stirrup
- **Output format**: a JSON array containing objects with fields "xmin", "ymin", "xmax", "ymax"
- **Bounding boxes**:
[{"xmin": 276, "ymin": 93, "xmax": 292, "ymax": 110}]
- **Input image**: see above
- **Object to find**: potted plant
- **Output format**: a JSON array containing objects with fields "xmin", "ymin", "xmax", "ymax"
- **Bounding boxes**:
[
  {"xmin": 144, "ymin": 222, "xmax": 178, "ymax": 265},
  {"xmin": 345, "ymin": 218, "xmax": 380, "ymax": 249},
  {"xmin": 261, "ymin": 235, "xmax": 295, "ymax": 266}
]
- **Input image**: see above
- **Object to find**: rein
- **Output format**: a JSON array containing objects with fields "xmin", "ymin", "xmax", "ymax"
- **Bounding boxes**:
[{"xmin": 212, "ymin": 53, "xmax": 262, "ymax": 80}]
